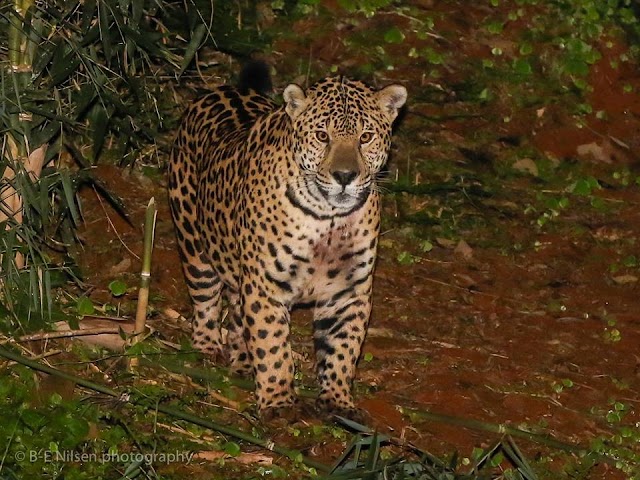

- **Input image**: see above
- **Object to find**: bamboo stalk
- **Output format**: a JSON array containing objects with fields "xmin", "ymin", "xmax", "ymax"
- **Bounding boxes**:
[
  {"xmin": 2, "ymin": 0, "xmax": 42, "ymax": 270},
  {"xmin": 140, "ymin": 357, "xmax": 318, "ymax": 399},
  {"xmin": 399, "ymin": 406, "xmax": 583, "ymax": 453},
  {"xmin": 129, "ymin": 197, "xmax": 157, "ymax": 369},
  {"xmin": 0, "ymin": 345, "xmax": 332, "ymax": 473}
]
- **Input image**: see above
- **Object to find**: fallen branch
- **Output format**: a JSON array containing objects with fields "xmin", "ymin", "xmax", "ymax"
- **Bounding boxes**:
[{"xmin": 17, "ymin": 328, "xmax": 127, "ymax": 342}]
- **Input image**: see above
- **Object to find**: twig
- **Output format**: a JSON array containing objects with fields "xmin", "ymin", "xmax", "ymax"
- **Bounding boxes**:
[
  {"xmin": 205, "ymin": 391, "xmax": 243, "ymax": 411},
  {"xmin": 17, "ymin": 328, "xmax": 128, "ymax": 342},
  {"xmin": 92, "ymin": 185, "xmax": 140, "ymax": 260},
  {"xmin": 0, "ymin": 345, "xmax": 332, "ymax": 473}
]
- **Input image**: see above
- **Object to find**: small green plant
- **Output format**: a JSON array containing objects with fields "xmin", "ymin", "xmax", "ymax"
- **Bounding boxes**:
[
  {"xmin": 397, "ymin": 251, "xmax": 420, "ymax": 265},
  {"xmin": 75, "ymin": 296, "xmax": 95, "ymax": 317},
  {"xmin": 530, "ymin": 196, "xmax": 570, "ymax": 227},
  {"xmin": 108, "ymin": 280, "xmax": 128, "ymax": 298},
  {"xmin": 587, "ymin": 400, "xmax": 640, "ymax": 477},
  {"xmin": 551, "ymin": 378, "xmax": 574, "ymax": 394},
  {"xmin": 602, "ymin": 314, "xmax": 622, "ymax": 343},
  {"xmin": 336, "ymin": 0, "xmax": 394, "ymax": 17}
]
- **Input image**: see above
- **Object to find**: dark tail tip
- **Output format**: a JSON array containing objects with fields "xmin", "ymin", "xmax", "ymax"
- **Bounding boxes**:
[{"xmin": 237, "ymin": 60, "xmax": 273, "ymax": 96}]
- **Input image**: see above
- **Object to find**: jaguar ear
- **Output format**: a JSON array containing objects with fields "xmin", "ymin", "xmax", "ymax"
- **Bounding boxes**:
[
  {"xmin": 377, "ymin": 84, "xmax": 407, "ymax": 121},
  {"xmin": 283, "ymin": 84, "xmax": 308, "ymax": 120}
]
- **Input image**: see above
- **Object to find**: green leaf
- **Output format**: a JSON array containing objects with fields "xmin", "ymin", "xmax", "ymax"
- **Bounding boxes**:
[
  {"xmin": 490, "ymin": 451, "xmax": 505, "ymax": 467},
  {"xmin": 74, "ymin": 84, "xmax": 98, "ymax": 120},
  {"xmin": 91, "ymin": 107, "xmax": 109, "ymax": 161},
  {"xmin": 384, "ymin": 27, "xmax": 405, "ymax": 44},
  {"xmin": 570, "ymin": 177, "xmax": 600, "ymax": 196},
  {"xmin": 81, "ymin": 0, "xmax": 97, "ymax": 33},
  {"xmin": 98, "ymin": 1, "xmax": 113, "ymax": 62},
  {"xmin": 179, "ymin": 24, "xmax": 207, "ymax": 76},
  {"xmin": 60, "ymin": 170, "xmax": 81, "ymax": 226},
  {"xmin": 223, "ymin": 441, "xmax": 241, "ymax": 456},
  {"xmin": 563, "ymin": 57, "xmax": 589, "ymax": 76},
  {"xmin": 109, "ymin": 280, "xmax": 127, "ymax": 297},
  {"xmin": 20, "ymin": 409, "xmax": 47, "ymax": 430},
  {"xmin": 120, "ymin": 25, "xmax": 164, "ymax": 56},
  {"xmin": 420, "ymin": 240, "xmax": 433, "ymax": 252},
  {"xmin": 485, "ymin": 21, "xmax": 503, "ymax": 34},
  {"xmin": 397, "ymin": 251, "xmax": 416, "ymax": 265},
  {"xmin": 76, "ymin": 296, "xmax": 95, "ymax": 316},
  {"xmin": 513, "ymin": 58, "xmax": 532, "ymax": 75},
  {"xmin": 519, "ymin": 43, "xmax": 533, "ymax": 55},
  {"xmin": 49, "ymin": 53, "xmax": 81, "ymax": 86}
]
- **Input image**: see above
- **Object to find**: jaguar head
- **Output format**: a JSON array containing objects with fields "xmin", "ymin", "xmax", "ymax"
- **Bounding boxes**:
[{"xmin": 284, "ymin": 77, "xmax": 407, "ymax": 214}]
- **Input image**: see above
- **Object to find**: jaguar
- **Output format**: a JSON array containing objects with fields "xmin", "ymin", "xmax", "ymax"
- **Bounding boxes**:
[{"xmin": 168, "ymin": 63, "xmax": 406, "ymax": 420}]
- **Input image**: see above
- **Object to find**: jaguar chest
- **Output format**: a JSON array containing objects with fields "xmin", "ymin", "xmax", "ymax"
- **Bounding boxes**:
[{"xmin": 288, "ymin": 208, "xmax": 378, "ymax": 303}]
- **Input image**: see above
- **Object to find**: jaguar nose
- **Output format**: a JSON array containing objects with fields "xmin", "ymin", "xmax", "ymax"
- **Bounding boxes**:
[{"xmin": 332, "ymin": 170, "xmax": 358, "ymax": 186}]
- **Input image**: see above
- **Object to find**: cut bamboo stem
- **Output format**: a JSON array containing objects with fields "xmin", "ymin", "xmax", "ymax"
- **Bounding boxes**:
[{"xmin": 130, "ymin": 197, "xmax": 157, "ymax": 369}]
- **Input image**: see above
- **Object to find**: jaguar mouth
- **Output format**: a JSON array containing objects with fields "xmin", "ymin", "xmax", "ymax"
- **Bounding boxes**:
[{"xmin": 317, "ymin": 183, "xmax": 369, "ymax": 209}]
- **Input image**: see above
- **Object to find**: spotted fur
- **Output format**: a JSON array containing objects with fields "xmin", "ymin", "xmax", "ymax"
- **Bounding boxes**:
[{"xmin": 168, "ymin": 68, "xmax": 407, "ymax": 419}]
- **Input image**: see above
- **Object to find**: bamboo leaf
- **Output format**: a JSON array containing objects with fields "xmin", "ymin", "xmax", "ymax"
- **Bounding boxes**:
[
  {"xmin": 90, "ymin": 107, "xmax": 108, "ymax": 161},
  {"xmin": 32, "ymin": 120, "xmax": 61, "ymax": 147},
  {"xmin": 131, "ymin": 0, "xmax": 143, "ymax": 25},
  {"xmin": 60, "ymin": 170, "xmax": 80, "ymax": 226},
  {"xmin": 120, "ymin": 25, "xmax": 164, "ymax": 56},
  {"xmin": 81, "ymin": 0, "xmax": 97, "ymax": 33},
  {"xmin": 50, "ymin": 53, "xmax": 81, "ymax": 86},
  {"xmin": 364, "ymin": 431, "xmax": 380, "ymax": 471},
  {"xmin": 74, "ymin": 83, "xmax": 98, "ymax": 120},
  {"xmin": 179, "ymin": 23, "xmax": 207, "ymax": 76},
  {"xmin": 98, "ymin": 1, "xmax": 113, "ymax": 62},
  {"xmin": 32, "ymin": 41, "xmax": 57, "ymax": 76}
]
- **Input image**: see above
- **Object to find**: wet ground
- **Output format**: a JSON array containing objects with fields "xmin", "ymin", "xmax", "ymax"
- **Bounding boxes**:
[{"xmin": 73, "ymin": 1, "xmax": 640, "ymax": 478}]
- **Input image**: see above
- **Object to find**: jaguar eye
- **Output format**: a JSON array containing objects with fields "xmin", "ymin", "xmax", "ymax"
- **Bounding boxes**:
[
  {"xmin": 316, "ymin": 130, "xmax": 330, "ymax": 143},
  {"xmin": 360, "ymin": 131, "xmax": 374, "ymax": 144}
]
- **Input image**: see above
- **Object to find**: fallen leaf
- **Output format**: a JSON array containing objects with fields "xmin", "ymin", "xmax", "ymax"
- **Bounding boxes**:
[
  {"xmin": 612, "ymin": 275, "xmax": 638, "ymax": 285},
  {"xmin": 512, "ymin": 158, "xmax": 539, "ymax": 176},
  {"xmin": 110, "ymin": 257, "xmax": 132, "ymax": 275},
  {"xmin": 576, "ymin": 142, "xmax": 609, "ymax": 163},
  {"xmin": 367, "ymin": 327, "xmax": 396, "ymax": 338},
  {"xmin": 436, "ymin": 237, "xmax": 456, "ymax": 249},
  {"xmin": 454, "ymin": 239, "xmax": 473, "ymax": 259}
]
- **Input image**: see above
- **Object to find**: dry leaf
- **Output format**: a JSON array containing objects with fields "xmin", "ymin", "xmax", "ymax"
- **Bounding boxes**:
[
  {"xmin": 576, "ymin": 142, "xmax": 610, "ymax": 163},
  {"xmin": 109, "ymin": 257, "xmax": 132, "ymax": 275},
  {"xmin": 454, "ymin": 239, "xmax": 473, "ymax": 260},
  {"xmin": 512, "ymin": 158, "xmax": 539, "ymax": 176},
  {"xmin": 612, "ymin": 275, "xmax": 638, "ymax": 285},
  {"xmin": 367, "ymin": 327, "xmax": 396, "ymax": 338},
  {"xmin": 436, "ymin": 237, "xmax": 456, "ymax": 249}
]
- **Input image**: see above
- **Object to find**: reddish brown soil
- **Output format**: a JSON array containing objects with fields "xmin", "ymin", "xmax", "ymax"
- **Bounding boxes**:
[{"xmin": 73, "ymin": 2, "xmax": 640, "ymax": 478}]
